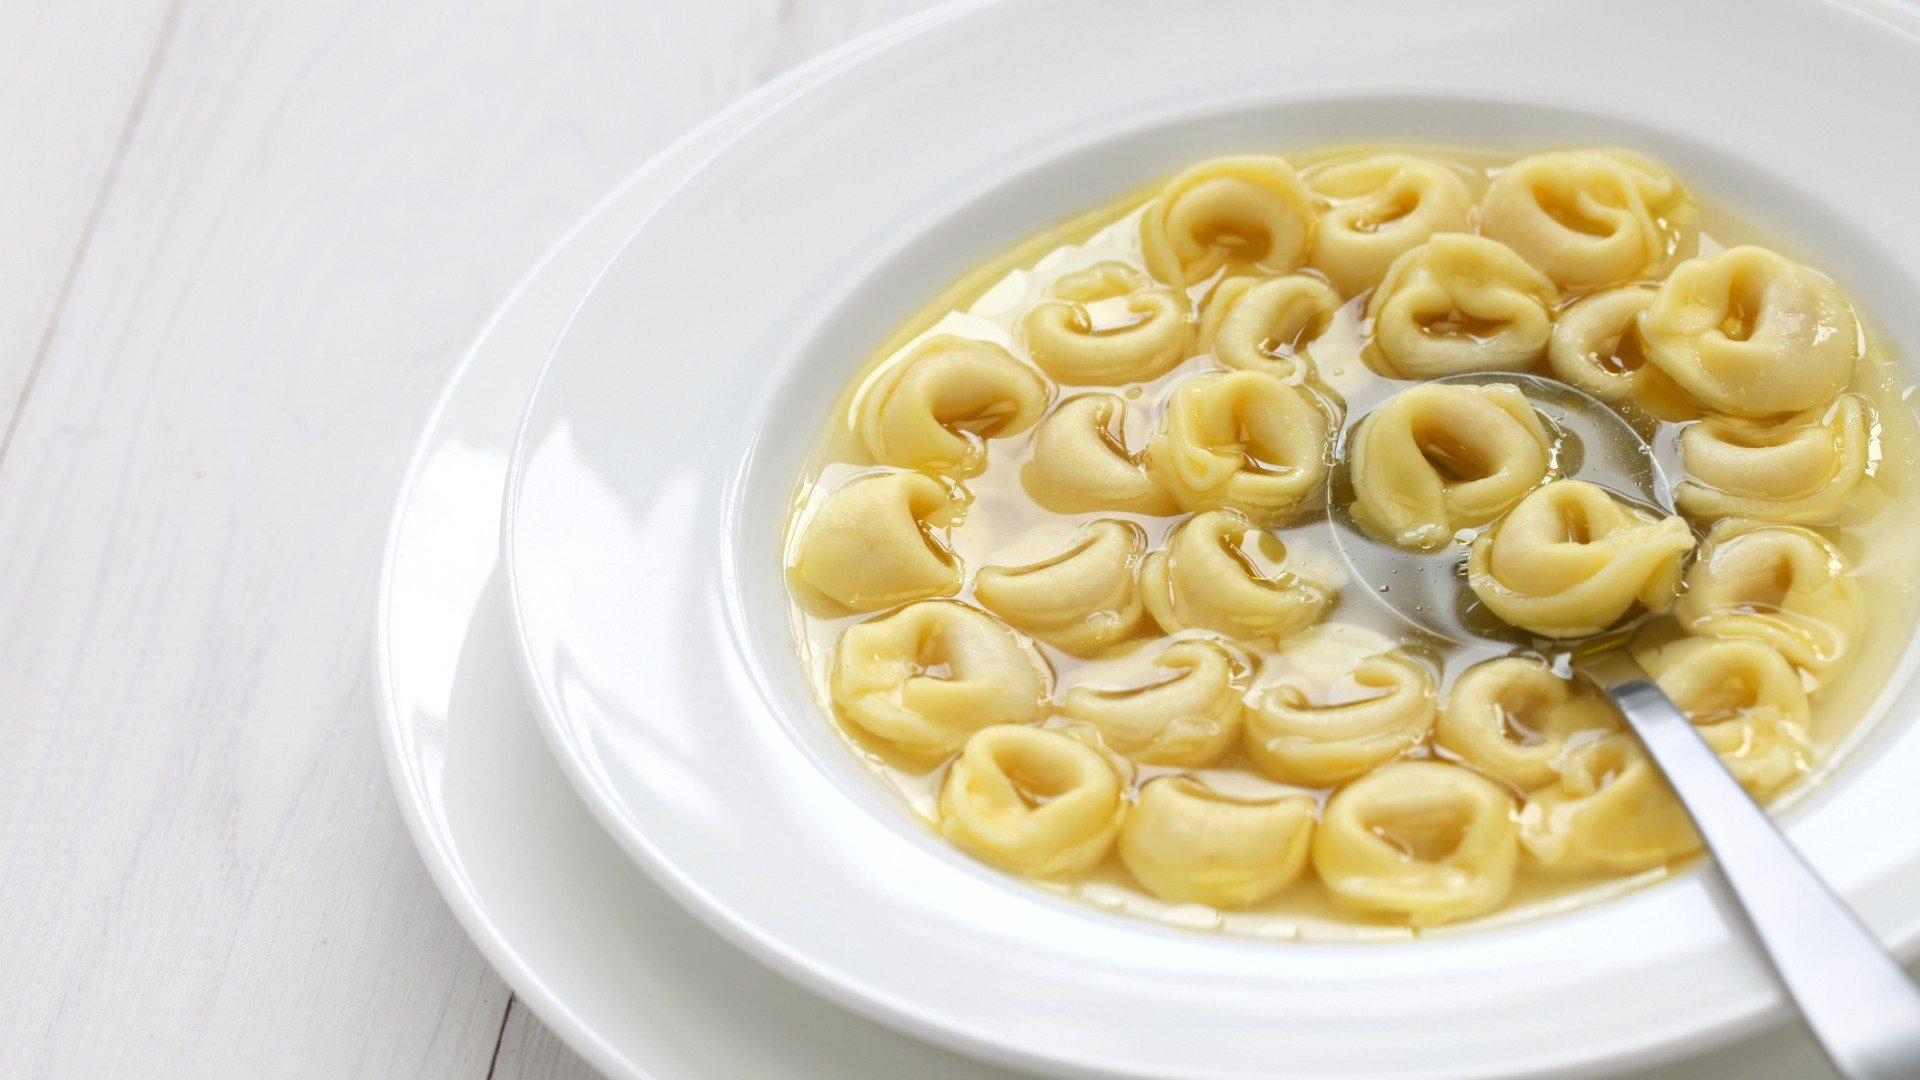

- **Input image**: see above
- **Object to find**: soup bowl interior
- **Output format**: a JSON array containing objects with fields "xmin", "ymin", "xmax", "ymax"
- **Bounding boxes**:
[{"xmin": 504, "ymin": 3, "xmax": 1920, "ymax": 1077}]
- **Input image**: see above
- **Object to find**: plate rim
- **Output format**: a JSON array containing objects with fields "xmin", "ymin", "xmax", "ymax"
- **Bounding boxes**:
[
  {"xmin": 370, "ymin": 7, "xmax": 979, "ymax": 1077},
  {"xmin": 493, "ymin": 2, "xmax": 1920, "ymax": 1078}
]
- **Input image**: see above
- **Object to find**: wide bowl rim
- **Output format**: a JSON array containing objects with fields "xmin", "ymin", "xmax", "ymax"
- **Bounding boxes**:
[{"xmin": 501, "ymin": 3, "xmax": 1920, "ymax": 1077}]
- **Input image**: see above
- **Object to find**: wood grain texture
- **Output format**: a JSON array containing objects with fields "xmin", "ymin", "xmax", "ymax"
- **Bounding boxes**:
[
  {"xmin": 0, "ymin": 1, "xmax": 937, "ymax": 1077},
  {"xmin": 490, "ymin": 999, "xmax": 597, "ymax": 1080},
  {"xmin": 0, "ymin": 1, "xmax": 177, "ymax": 428}
]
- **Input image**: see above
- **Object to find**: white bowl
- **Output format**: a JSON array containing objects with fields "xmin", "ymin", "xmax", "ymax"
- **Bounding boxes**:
[{"xmin": 503, "ymin": 2, "xmax": 1920, "ymax": 1076}]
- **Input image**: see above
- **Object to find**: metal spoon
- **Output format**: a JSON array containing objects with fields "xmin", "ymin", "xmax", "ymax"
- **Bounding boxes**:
[{"xmin": 1328, "ymin": 371, "xmax": 1920, "ymax": 1080}]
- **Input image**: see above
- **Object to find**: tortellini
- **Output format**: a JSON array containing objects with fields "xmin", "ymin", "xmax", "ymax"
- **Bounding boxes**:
[
  {"xmin": 1057, "ymin": 638, "xmax": 1243, "ymax": 766},
  {"xmin": 974, "ymin": 519, "xmax": 1148, "ymax": 657},
  {"xmin": 790, "ymin": 144, "xmax": 1899, "ymax": 936},
  {"xmin": 792, "ymin": 470, "xmax": 966, "ymax": 611},
  {"xmin": 830, "ymin": 601, "xmax": 1050, "ymax": 758},
  {"xmin": 1479, "ymin": 149, "xmax": 1698, "ymax": 291},
  {"xmin": 1306, "ymin": 153, "xmax": 1475, "ymax": 296},
  {"xmin": 939, "ymin": 724, "xmax": 1126, "ymax": 878},
  {"xmin": 1348, "ymin": 383, "xmax": 1553, "ymax": 550},
  {"xmin": 1312, "ymin": 761, "xmax": 1520, "ymax": 926},
  {"xmin": 1139, "ymin": 510, "xmax": 1335, "ymax": 648},
  {"xmin": 1148, "ymin": 369, "xmax": 1331, "ymax": 524},
  {"xmin": 1675, "ymin": 396, "xmax": 1873, "ymax": 524},
  {"xmin": 857, "ymin": 335, "xmax": 1050, "ymax": 478},
  {"xmin": 1365, "ymin": 234, "xmax": 1558, "ymax": 377},
  {"xmin": 1118, "ymin": 777, "xmax": 1315, "ymax": 908},
  {"xmin": 1466, "ymin": 480, "xmax": 1696, "ymax": 639},
  {"xmin": 1644, "ymin": 637, "xmax": 1811, "ymax": 797},
  {"xmin": 1022, "ymin": 263, "xmax": 1192, "ymax": 385},
  {"xmin": 1140, "ymin": 156, "xmax": 1317, "ymax": 286},
  {"xmin": 1245, "ymin": 645, "xmax": 1438, "ymax": 786},
  {"xmin": 1021, "ymin": 393, "xmax": 1178, "ymax": 515},
  {"xmin": 1547, "ymin": 286, "xmax": 1696, "ymax": 419},
  {"xmin": 1435, "ymin": 657, "xmax": 1618, "ymax": 790},
  {"xmin": 1520, "ymin": 734, "xmax": 1700, "ymax": 874},
  {"xmin": 1197, "ymin": 274, "xmax": 1341, "ymax": 378},
  {"xmin": 1674, "ymin": 521, "xmax": 1859, "ymax": 676},
  {"xmin": 1640, "ymin": 247, "xmax": 1858, "ymax": 418}
]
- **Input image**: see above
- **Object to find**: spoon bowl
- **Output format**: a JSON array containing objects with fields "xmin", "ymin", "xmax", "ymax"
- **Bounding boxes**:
[
  {"xmin": 1321, "ymin": 370, "xmax": 1920, "ymax": 1079},
  {"xmin": 1326, "ymin": 370, "xmax": 1675, "ymax": 651}
]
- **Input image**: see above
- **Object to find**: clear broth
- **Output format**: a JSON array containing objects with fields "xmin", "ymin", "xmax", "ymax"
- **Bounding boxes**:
[{"xmin": 783, "ymin": 146, "xmax": 1920, "ymax": 939}]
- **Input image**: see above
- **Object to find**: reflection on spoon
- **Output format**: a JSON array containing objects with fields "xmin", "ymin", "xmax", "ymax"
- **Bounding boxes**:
[
  {"xmin": 1329, "ymin": 369, "xmax": 1920, "ymax": 1080},
  {"xmin": 1328, "ymin": 370, "xmax": 1672, "ymax": 651}
]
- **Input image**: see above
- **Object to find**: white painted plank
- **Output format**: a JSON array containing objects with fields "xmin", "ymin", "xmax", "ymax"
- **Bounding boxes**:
[
  {"xmin": 0, "ymin": 1, "xmax": 940, "ymax": 1077},
  {"xmin": 0, "ymin": 1, "xmax": 176, "ymax": 418},
  {"xmin": 490, "ymin": 999, "xmax": 601, "ymax": 1080}
]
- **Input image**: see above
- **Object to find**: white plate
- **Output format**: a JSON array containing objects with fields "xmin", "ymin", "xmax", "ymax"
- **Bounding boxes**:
[
  {"xmin": 375, "ymin": 13, "xmax": 1014, "ymax": 1079},
  {"xmin": 501, "ymin": 2, "xmax": 1920, "ymax": 1077},
  {"xmin": 381, "ymin": 4, "xmax": 1911, "ymax": 1077},
  {"xmin": 363, "ymin": 43, "xmax": 1861, "ymax": 1076}
]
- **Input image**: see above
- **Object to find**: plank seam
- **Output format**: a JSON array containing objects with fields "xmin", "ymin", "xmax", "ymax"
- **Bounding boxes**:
[
  {"xmin": 483, "ymin": 994, "xmax": 515, "ymax": 1080},
  {"xmin": 0, "ymin": 0, "xmax": 184, "ymax": 467}
]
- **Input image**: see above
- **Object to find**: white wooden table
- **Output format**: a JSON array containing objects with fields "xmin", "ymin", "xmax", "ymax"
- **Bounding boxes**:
[{"xmin": 0, "ymin": 3, "xmax": 937, "ymax": 1075}]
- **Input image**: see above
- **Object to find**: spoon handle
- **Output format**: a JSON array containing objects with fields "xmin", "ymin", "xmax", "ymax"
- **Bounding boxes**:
[{"xmin": 1606, "ymin": 676, "xmax": 1920, "ymax": 1080}]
